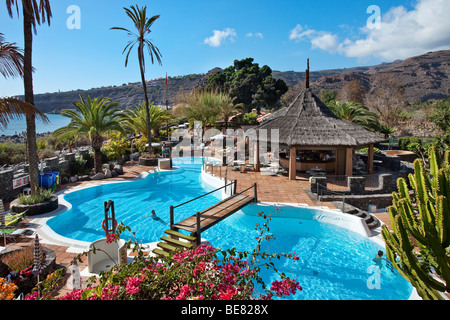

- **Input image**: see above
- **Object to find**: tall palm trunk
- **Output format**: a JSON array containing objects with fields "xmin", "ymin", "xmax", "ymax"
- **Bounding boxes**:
[
  {"xmin": 23, "ymin": 4, "xmax": 39, "ymax": 195},
  {"xmin": 138, "ymin": 43, "xmax": 152, "ymax": 154},
  {"xmin": 91, "ymin": 135, "xmax": 104, "ymax": 174}
]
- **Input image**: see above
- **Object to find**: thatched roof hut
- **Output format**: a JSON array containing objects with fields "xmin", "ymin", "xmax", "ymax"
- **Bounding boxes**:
[
  {"xmin": 256, "ymin": 88, "xmax": 385, "ymax": 147},
  {"xmin": 251, "ymin": 61, "xmax": 386, "ymax": 179}
]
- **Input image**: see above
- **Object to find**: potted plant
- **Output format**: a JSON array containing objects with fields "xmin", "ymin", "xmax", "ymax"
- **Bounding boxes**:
[
  {"xmin": 138, "ymin": 152, "xmax": 158, "ymax": 166},
  {"xmin": 10, "ymin": 188, "xmax": 58, "ymax": 216}
]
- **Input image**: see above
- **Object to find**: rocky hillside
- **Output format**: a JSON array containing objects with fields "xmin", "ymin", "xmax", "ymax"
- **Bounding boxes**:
[
  {"xmin": 310, "ymin": 50, "xmax": 450, "ymax": 103},
  {"xmin": 18, "ymin": 50, "xmax": 450, "ymax": 113},
  {"xmin": 23, "ymin": 73, "xmax": 205, "ymax": 113}
]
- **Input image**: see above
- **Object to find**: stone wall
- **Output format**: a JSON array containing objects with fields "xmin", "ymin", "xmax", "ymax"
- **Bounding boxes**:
[
  {"xmin": 309, "ymin": 174, "xmax": 396, "ymax": 211},
  {"xmin": 0, "ymin": 170, "xmax": 31, "ymax": 203},
  {"xmin": 0, "ymin": 152, "xmax": 78, "ymax": 202},
  {"xmin": 310, "ymin": 174, "xmax": 394, "ymax": 196},
  {"xmin": 320, "ymin": 193, "xmax": 395, "ymax": 211}
]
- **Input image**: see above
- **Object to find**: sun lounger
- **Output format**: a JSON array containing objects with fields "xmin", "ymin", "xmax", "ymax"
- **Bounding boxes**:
[
  {"xmin": 5, "ymin": 212, "xmax": 26, "ymax": 227},
  {"xmin": 0, "ymin": 228, "xmax": 28, "ymax": 242}
]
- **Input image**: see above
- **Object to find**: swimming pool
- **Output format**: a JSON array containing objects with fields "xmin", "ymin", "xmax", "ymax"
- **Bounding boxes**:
[
  {"xmin": 47, "ymin": 157, "xmax": 413, "ymax": 300},
  {"xmin": 48, "ymin": 158, "xmax": 222, "ymax": 243}
]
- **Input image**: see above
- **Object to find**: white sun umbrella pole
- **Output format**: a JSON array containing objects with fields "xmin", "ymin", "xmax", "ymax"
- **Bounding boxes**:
[{"xmin": 0, "ymin": 200, "xmax": 6, "ymax": 246}]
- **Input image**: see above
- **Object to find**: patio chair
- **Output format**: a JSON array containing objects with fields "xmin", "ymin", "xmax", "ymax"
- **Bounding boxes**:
[{"xmin": 5, "ymin": 212, "xmax": 27, "ymax": 227}]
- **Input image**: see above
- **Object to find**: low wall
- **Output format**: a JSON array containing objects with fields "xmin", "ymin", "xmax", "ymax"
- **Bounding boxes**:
[
  {"xmin": 320, "ymin": 193, "xmax": 395, "ymax": 211},
  {"xmin": 0, "ymin": 154, "xmax": 78, "ymax": 203},
  {"xmin": 310, "ymin": 174, "xmax": 395, "ymax": 195},
  {"xmin": 310, "ymin": 174, "xmax": 396, "ymax": 211}
]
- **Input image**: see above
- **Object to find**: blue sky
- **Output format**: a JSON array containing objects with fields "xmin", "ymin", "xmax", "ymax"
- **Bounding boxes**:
[{"xmin": 1, "ymin": 0, "xmax": 449, "ymax": 97}]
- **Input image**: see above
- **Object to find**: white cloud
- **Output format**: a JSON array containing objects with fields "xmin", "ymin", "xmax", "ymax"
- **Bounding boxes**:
[
  {"xmin": 204, "ymin": 28, "xmax": 237, "ymax": 47},
  {"xmin": 289, "ymin": 25, "xmax": 341, "ymax": 53},
  {"xmin": 311, "ymin": 33, "xmax": 340, "ymax": 53},
  {"xmin": 289, "ymin": 24, "xmax": 315, "ymax": 41},
  {"xmin": 247, "ymin": 32, "xmax": 264, "ymax": 39},
  {"xmin": 289, "ymin": 0, "xmax": 450, "ymax": 60}
]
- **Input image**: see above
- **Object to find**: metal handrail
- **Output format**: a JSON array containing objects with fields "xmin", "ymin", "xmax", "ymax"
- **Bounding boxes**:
[
  {"xmin": 172, "ymin": 180, "xmax": 236, "ymax": 209},
  {"xmin": 170, "ymin": 180, "xmax": 237, "ymax": 228},
  {"xmin": 169, "ymin": 182, "xmax": 258, "ymax": 246}
]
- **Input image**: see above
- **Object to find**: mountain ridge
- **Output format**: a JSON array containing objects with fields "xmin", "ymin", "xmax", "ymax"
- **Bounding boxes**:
[{"xmin": 18, "ymin": 50, "xmax": 450, "ymax": 113}]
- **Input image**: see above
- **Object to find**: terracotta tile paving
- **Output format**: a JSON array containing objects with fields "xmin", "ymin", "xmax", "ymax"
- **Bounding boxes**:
[
  {"xmin": 2, "ymin": 160, "xmax": 401, "ymax": 299},
  {"xmin": 206, "ymin": 165, "xmax": 336, "ymax": 209}
]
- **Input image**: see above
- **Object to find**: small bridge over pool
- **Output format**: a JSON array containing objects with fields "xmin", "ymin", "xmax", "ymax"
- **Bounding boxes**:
[{"xmin": 153, "ymin": 180, "xmax": 257, "ymax": 257}]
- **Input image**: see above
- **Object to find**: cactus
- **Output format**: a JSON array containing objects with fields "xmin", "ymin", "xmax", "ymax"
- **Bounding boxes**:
[{"xmin": 381, "ymin": 147, "xmax": 450, "ymax": 300}]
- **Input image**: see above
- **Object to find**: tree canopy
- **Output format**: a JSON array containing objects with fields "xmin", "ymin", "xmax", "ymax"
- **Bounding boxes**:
[{"xmin": 206, "ymin": 58, "xmax": 288, "ymax": 113}]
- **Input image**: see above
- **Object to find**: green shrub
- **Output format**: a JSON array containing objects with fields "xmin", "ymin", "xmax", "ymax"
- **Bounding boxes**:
[
  {"xmin": 17, "ymin": 188, "xmax": 53, "ymax": 205},
  {"xmin": 68, "ymin": 155, "xmax": 88, "ymax": 176},
  {"xmin": 102, "ymin": 132, "xmax": 130, "ymax": 161},
  {"xmin": 0, "ymin": 142, "xmax": 27, "ymax": 165},
  {"xmin": 242, "ymin": 112, "xmax": 258, "ymax": 125}
]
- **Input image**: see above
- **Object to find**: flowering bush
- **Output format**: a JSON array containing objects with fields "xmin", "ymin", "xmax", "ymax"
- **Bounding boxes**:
[
  {"xmin": 102, "ymin": 132, "xmax": 130, "ymax": 161},
  {"xmin": 26, "ymin": 211, "xmax": 302, "ymax": 300},
  {"xmin": 0, "ymin": 277, "xmax": 18, "ymax": 300}
]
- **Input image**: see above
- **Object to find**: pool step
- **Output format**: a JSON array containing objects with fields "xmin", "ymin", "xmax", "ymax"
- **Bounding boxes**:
[
  {"xmin": 157, "ymin": 241, "xmax": 177, "ymax": 252},
  {"xmin": 345, "ymin": 209, "xmax": 379, "ymax": 229},
  {"xmin": 160, "ymin": 236, "xmax": 194, "ymax": 249},
  {"xmin": 152, "ymin": 229, "xmax": 197, "ymax": 258},
  {"xmin": 152, "ymin": 248, "xmax": 170, "ymax": 258},
  {"xmin": 164, "ymin": 229, "xmax": 197, "ymax": 242}
]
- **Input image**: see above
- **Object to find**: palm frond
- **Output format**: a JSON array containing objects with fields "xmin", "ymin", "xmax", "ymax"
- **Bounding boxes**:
[
  {"xmin": 0, "ymin": 33, "xmax": 25, "ymax": 78},
  {"xmin": 7, "ymin": 0, "xmax": 52, "ymax": 33},
  {"xmin": 0, "ymin": 97, "xmax": 49, "ymax": 129}
]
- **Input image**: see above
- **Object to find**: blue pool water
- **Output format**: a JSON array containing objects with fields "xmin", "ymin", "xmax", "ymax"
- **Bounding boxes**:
[
  {"xmin": 48, "ymin": 157, "xmax": 413, "ymax": 300},
  {"xmin": 49, "ymin": 158, "xmax": 222, "ymax": 243}
]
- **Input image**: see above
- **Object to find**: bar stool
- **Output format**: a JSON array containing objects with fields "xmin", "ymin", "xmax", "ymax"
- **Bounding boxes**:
[{"xmin": 23, "ymin": 187, "xmax": 31, "ymax": 196}]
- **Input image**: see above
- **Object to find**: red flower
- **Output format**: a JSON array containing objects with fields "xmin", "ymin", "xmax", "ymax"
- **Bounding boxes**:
[{"xmin": 106, "ymin": 233, "xmax": 116, "ymax": 244}]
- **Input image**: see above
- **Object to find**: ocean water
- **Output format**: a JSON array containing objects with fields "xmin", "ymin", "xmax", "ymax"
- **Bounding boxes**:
[{"xmin": 0, "ymin": 113, "xmax": 72, "ymax": 136}]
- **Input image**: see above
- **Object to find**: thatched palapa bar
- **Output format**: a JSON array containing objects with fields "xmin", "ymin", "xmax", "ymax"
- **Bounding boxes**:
[{"xmin": 255, "ymin": 60, "xmax": 386, "ymax": 180}]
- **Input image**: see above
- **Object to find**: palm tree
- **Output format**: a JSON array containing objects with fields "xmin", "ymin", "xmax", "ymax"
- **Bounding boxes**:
[
  {"xmin": 174, "ymin": 90, "xmax": 222, "ymax": 135},
  {"xmin": 111, "ymin": 5, "xmax": 162, "ymax": 154},
  {"xmin": 378, "ymin": 123, "xmax": 396, "ymax": 139},
  {"xmin": 123, "ymin": 102, "xmax": 171, "ymax": 140},
  {"xmin": 7, "ymin": 0, "xmax": 52, "ymax": 195},
  {"xmin": 215, "ymin": 91, "xmax": 242, "ymax": 131},
  {"xmin": 0, "ymin": 33, "xmax": 49, "ymax": 136},
  {"xmin": 53, "ymin": 95, "xmax": 124, "ymax": 174},
  {"xmin": 328, "ymin": 101, "xmax": 380, "ymax": 132}
]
